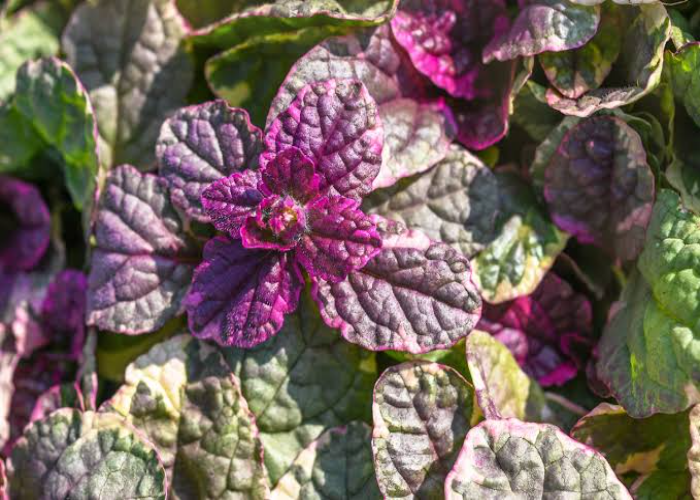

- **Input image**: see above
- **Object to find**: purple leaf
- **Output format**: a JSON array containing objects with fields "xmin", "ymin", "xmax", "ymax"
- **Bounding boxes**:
[
  {"xmin": 0, "ymin": 176, "xmax": 50, "ymax": 272},
  {"xmin": 40, "ymin": 270, "xmax": 87, "ymax": 359},
  {"xmin": 263, "ymin": 79, "xmax": 383, "ymax": 200},
  {"xmin": 295, "ymin": 196, "xmax": 382, "ymax": 282},
  {"xmin": 543, "ymin": 115, "xmax": 654, "ymax": 262},
  {"xmin": 260, "ymin": 146, "xmax": 321, "ymax": 203},
  {"xmin": 478, "ymin": 272, "xmax": 593, "ymax": 386},
  {"xmin": 445, "ymin": 419, "xmax": 632, "ymax": 499},
  {"xmin": 483, "ymin": 0, "xmax": 600, "ymax": 62},
  {"xmin": 185, "ymin": 235, "xmax": 303, "ymax": 348},
  {"xmin": 390, "ymin": 0, "xmax": 510, "ymax": 99},
  {"xmin": 86, "ymin": 165, "xmax": 196, "ymax": 335},
  {"xmin": 313, "ymin": 222, "xmax": 481, "ymax": 353},
  {"xmin": 202, "ymin": 170, "xmax": 264, "ymax": 238},
  {"xmin": 157, "ymin": 100, "xmax": 263, "ymax": 222}
]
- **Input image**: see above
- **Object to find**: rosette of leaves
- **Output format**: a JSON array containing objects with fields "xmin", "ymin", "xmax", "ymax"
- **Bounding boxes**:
[
  {"xmin": 572, "ymin": 403, "xmax": 699, "ymax": 498},
  {"xmin": 544, "ymin": 3, "xmax": 671, "ymax": 117},
  {"xmin": 444, "ymin": 418, "xmax": 632, "ymax": 499},
  {"xmin": 597, "ymin": 190, "xmax": 700, "ymax": 417},
  {"xmin": 7, "ymin": 409, "xmax": 167, "ymax": 499}
]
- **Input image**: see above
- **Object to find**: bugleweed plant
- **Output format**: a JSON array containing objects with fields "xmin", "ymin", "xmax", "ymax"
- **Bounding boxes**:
[{"xmin": 2, "ymin": 0, "xmax": 700, "ymax": 498}]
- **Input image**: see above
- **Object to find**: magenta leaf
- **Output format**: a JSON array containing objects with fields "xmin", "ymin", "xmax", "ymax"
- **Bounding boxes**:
[
  {"xmin": 543, "ymin": 115, "xmax": 654, "ymax": 262},
  {"xmin": 296, "ymin": 196, "xmax": 382, "ymax": 282},
  {"xmin": 185, "ymin": 235, "xmax": 303, "ymax": 348},
  {"xmin": 202, "ymin": 170, "xmax": 264, "ymax": 238},
  {"xmin": 157, "ymin": 100, "xmax": 263, "ymax": 222},
  {"xmin": 263, "ymin": 79, "xmax": 383, "ymax": 200},
  {"xmin": 0, "ymin": 176, "xmax": 50, "ymax": 272},
  {"xmin": 477, "ymin": 272, "xmax": 593, "ymax": 386},
  {"xmin": 313, "ymin": 221, "xmax": 481, "ymax": 353},
  {"xmin": 390, "ymin": 0, "xmax": 509, "ymax": 99},
  {"xmin": 86, "ymin": 165, "xmax": 196, "ymax": 335},
  {"xmin": 40, "ymin": 270, "xmax": 87, "ymax": 359},
  {"xmin": 260, "ymin": 146, "xmax": 321, "ymax": 203}
]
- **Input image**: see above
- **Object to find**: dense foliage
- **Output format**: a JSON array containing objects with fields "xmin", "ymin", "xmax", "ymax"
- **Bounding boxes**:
[{"xmin": 2, "ymin": 0, "xmax": 700, "ymax": 498}]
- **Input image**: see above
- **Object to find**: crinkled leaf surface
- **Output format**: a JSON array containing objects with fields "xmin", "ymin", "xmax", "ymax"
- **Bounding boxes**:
[
  {"xmin": 599, "ymin": 190, "xmax": 700, "ymax": 417},
  {"xmin": 13, "ymin": 57, "xmax": 99, "ymax": 209},
  {"xmin": 572, "ymin": 403, "xmax": 694, "ymax": 497},
  {"xmin": 364, "ymin": 144, "xmax": 499, "ymax": 258},
  {"xmin": 185, "ymin": 235, "xmax": 302, "ymax": 348},
  {"xmin": 389, "ymin": 0, "xmax": 509, "ymax": 99},
  {"xmin": 539, "ymin": 2, "xmax": 622, "ymax": 99},
  {"xmin": 8, "ymin": 409, "xmax": 167, "ymax": 499},
  {"xmin": 0, "ymin": 2, "xmax": 64, "ymax": 101},
  {"xmin": 546, "ymin": 4, "xmax": 671, "ymax": 117},
  {"xmin": 263, "ymin": 79, "xmax": 383, "ymax": 200},
  {"xmin": 478, "ymin": 272, "xmax": 593, "ymax": 387},
  {"xmin": 473, "ymin": 171, "xmax": 568, "ymax": 303},
  {"xmin": 466, "ymin": 330, "xmax": 547, "ymax": 422},
  {"xmin": 484, "ymin": 0, "xmax": 600, "ymax": 63},
  {"xmin": 220, "ymin": 289, "xmax": 377, "ymax": 484},
  {"xmin": 105, "ymin": 335, "xmax": 270, "ymax": 499},
  {"xmin": 0, "ymin": 102, "xmax": 41, "ymax": 173},
  {"xmin": 372, "ymin": 361, "xmax": 473, "ymax": 499},
  {"xmin": 156, "ymin": 100, "xmax": 263, "ymax": 222},
  {"xmin": 445, "ymin": 418, "xmax": 632, "ymax": 499},
  {"xmin": 62, "ymin": 0, "xmax": 192, "ymax": 168},
  {"xmin": 271, "ymin": 422, "xmax": 380, "ymax": 499},
  {"xmin": 87, "ymin": 165, "xmax": 196, "ymax": 335},
  {"xmin": 543, "ymin": 115, "xmax": 655, "ymax": 262},
  {"xmin": 268, "ymin": 26, "xmax": 457, "ymax": 187},
  {"xmin": 190, "ymin": 0, "xmax": 399, "ymax": 49},
  {"xmin": 313, "ymin": 222, "xmax": 482, "ymax": 353},
  {"xmin": 666, "ymin": 42, "xmax": 700, "ymax": 129}
]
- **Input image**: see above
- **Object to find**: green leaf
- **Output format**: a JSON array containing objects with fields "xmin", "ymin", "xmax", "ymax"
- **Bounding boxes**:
[
  {"xmin": 190, "ymin": 0, "xmax": 399, "ymax": 49},
  {"xmin": 364, "ymin": 144, "xmax": 499, "ymax": 259},
  {"xmin": 668, "ymin": 9, "xmax": 695, "ymax": 51},
  {"xmin": 206, "ymin": 28, "xmax": 341, "ymax": 127},
  {"xmin": 62, "ymin": 0, "xmax": 192, "ymax": 169},
  {"xmin": 105, "ymin": 335, "xmax": 270, "ymax": 498},
  {"xmin": 7, "ymin": 409, "xmax": 167, "ymax": 499},
  {"xmin": 220, "ymin": 289, "xmax": 377, "ymax": 485},
  {"xmin": 546, "ymin": 4, "xmax": 671, "ymax": 117},
  {"xmin": 13, "ymin": 57, "xmax": 99, "ymax": 210},
  {"xmin": 371, "ymin": 361, "xmax": 473, "ymax": 498},
  {"xmin": 511, "ymin": 80, "xmax": 562, "ymax": 142},
  {"xmin": 0, "ymin": 1, "xmax": 64, "ymax": 101},
  {"xmin": 0, "ymin": 100, "xmax": 41, "ymax": 173},
  {"xmin": 271, "ymin": 422, "xmax": 380, "ymax": 499},
  {"xmin": 472, "ymin": 171, "xmax": 568, "ymax": 303},
  {"xmin": 598, "ymin": 190, "xmax": 700, "ymax": 417},
  {"xmin": 572, "ymin": 403, "xmax": 694, "ymax": 498},
  {"xmin": 666, "ymin": 42, "xmax": 700, "ymax": 130},
  {"xmin": 466, "ymin": 330, "xmax": 548, "ymax": 422},
  {"xmin": 174, "ymin": 0, "xmax": 238, "ymax": 29},
  {"xmin": 539, "ymin": 2, "xmax": 622, "ymax": 99}
]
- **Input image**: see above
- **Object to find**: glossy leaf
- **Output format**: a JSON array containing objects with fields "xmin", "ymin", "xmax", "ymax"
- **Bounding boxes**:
[
  {"xmin": 314, "ymin": 222, "xmax": 482, "ymax": 353},
  {"xmin": 86, "ymin": 165, "xmax": 196, "ymax": 335},
  {"xmin": 105, "ymin": 335, "xmax": 270, "ymax": 498},
  {"xmin": 364, "ymin": 144, "xmax": 500, "ymax": 258},
  {"xmin": 221, "ymin": 289, "xmax": 377, "ymax": 484},
  {"xmin": 271, "ymin": 422, "xmax": 380, "ymax": 499},
  {"xmin": 546, "ymin": 4, "xmax": 671, "ymax": 117},
  {"xmin": 13, "ymin": 57, "xmax": 99, "ymax": 209},
  {"xmin": 543, "ymin": 115, "xmax": 655, "ymax": 262},
  {"xmin": 372, "ymin": 361, "xmax": 473, "ymax": 498},
  {"xmin": 466, "ymin": 330, "xmax": 547, "ymax": 421},
  {"xmin": 666, "ymin": 42, "xmax": 700, "ymax": 129},
  {"xmin": 473, "ymin": 171, "xmax": 568, "ymax": 303},
  {"xmin": 484, "ymin": 1, "xmax": 600, "ymax": 63},
  {"xmin": 62, "ymin": 0, "xmax": 193, "ymax": 168},
  {"xmin": 156, "ymin": 100, "xmax": 263, "ymax": 222},
  {"xmin": 7, "ymin": 410, "xmax": 167, "ymax": 499},
  {"xmin": 445, "ymin": 419, "xmax": 632, "ymax": 499}
]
